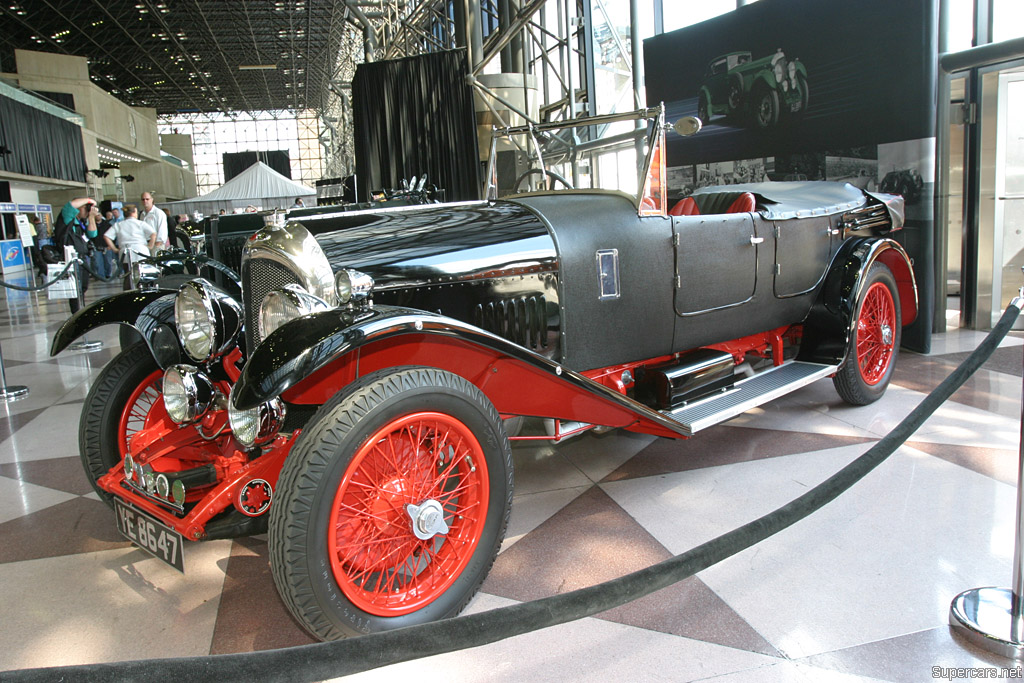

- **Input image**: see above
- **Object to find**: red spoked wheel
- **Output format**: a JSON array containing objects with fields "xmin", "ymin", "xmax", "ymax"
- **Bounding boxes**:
[
  {"xmin": 117, "ymin": 368, "xmax": 164, "ymax": 457},
  {"xmin": 855, "ymin": 281, "xmax": 896, "ymax": 386},
  {"xmin": 80, "ymin": 342, "xmax": 166, "ymax": 505},
  {"xmin": 834, "ymin": 263, "xmax": 902, "ymax": 405},
  {"xmin": 329, "ymin": 412, "xmax": 488, "ymax": 616},
  {"xmin": 270, "ymin": 367, "xmax": 512, "ymax": 640}
]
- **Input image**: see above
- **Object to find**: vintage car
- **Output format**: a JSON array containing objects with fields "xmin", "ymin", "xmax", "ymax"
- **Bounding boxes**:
[
  {"xmin": 52, "ymin": 106, "xmax": 915, "ymax": 641},
  {"xmin": 880, "ymin": 168, "xmax": 924, "ymax": 205},
  {"xmin": 697, "ymin": 49, "xmax": 809, "ymax": 128}
]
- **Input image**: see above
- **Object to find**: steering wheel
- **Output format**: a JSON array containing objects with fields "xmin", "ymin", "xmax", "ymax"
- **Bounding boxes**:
[{"xmin": 513, "ymin": 168, "xmax": 574, "ymax": 193}]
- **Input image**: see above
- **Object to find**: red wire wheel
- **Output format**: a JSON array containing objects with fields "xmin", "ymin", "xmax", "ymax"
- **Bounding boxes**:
[
  {"xmin": 328, "ymin": 411, "xmax": 489, "ymax": 616},
  {"xmin": 117, "ymin": 368, "xmax": 164, "ymax": 457},
  {"xmin": 270, "ymin": 367, "xmax": 513, "ymax": 640},
  {"xmin": 855, "ymin": 281, "xmax": 896, "ymax": 386},
  {"xmin": 833, "ymin": 263, "xmax": 902, "ymax": 406}
]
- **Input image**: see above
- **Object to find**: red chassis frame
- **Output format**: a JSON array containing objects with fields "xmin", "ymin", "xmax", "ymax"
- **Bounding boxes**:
[{"xmin": 98, "ymin": 324, "xmax": 801, "ymax": 540}]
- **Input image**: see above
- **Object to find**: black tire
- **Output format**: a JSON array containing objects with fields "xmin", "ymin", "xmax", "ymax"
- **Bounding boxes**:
[
  {"xmin": 79, "ymin": 342, "xmax": 163, "ymax": 505},
  {"xmin": 269, "ymin": 366, "xmax": 513, "ymax": 639},
  {"xmin": 752, "ymin": 86, "xmax": 779, "ymax": 129},
  {"xmin": 697, "ymin": 93, "xmax": 710, "ymax": 124},
  {"xmin": 833, "ymin": 263, "xmax": 901, "ymax": 405},
  {"xmin": 727, "ymin": 80, "xmax": 742, "ymax": 113}
]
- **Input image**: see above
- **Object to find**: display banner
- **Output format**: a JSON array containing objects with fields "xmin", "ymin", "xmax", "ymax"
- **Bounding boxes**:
[
  {"xmin": 0, "ymin": 239, "xmax": 27, "ymax": 274},
  {"xmin": 644, "ymin": 0, "xmax": 937, "ymax": 352}
]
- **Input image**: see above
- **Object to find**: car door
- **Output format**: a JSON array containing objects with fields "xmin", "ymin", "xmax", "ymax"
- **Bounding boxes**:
[
  {"xmin": 772, "ymin": 215, "xmax": 837, "ymax": 298},
  {"xmin": 673, "ymin": 212, "xmax": 759, "ymax": 316}
]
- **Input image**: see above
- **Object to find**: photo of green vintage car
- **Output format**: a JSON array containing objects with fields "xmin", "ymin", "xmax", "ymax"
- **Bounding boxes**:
[{"xmin": 696, "ymin": 49, "xmax": 809, "ymax": 129}]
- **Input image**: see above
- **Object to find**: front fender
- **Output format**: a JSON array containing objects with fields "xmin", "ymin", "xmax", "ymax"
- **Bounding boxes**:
[
  {"xmin": 230, "ymin": 305, "xmax": 693, "ymax": 440},
  {"xmin": 798, "ymin": 237, "xmax": 917, "ymax": 365},
  {"xmin": 50, "ymin": 290, "xmax": 174, "ymax": 356}
]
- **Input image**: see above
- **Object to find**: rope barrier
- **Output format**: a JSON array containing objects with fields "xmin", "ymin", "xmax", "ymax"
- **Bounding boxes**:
[
  {"xmin": 0, "ymin": 259, "xmax": 78, "ymax": 292},
  {"xmin": 3, "ymin": 302, "xmax": 1020, "ymax": 683}
]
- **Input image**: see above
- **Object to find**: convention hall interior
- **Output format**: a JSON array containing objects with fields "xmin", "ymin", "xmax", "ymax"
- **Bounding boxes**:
[{"xmin": 2, "ymin": 0, "xmax": 1024, "ymax": 680}]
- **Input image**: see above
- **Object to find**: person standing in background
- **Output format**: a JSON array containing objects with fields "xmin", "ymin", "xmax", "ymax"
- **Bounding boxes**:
[
  {"xmin": 140, "ymin": 191, "xmax": 167, "ymax": 253},
  {"xmin": 53, "ymin": 197, "xmax": 98, "ymax": 314}
]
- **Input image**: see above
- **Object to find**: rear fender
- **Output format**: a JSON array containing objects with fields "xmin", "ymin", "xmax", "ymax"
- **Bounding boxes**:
[
  {"xmin": 231, "ymin": 305, "xmax": 688, "ymax": 439},
  {"xmin": 797, "ymin": 237, "xmax": 917, "ymax": 366},
  {"xmin": 50, "ymin": 290, "xmax": 176, "ymax": 359}
]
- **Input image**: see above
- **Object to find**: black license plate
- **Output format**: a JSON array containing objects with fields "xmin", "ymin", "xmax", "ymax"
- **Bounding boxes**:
[{"xmin": 113, "ymin": 498, "xmax": 185, "ymax": 572}]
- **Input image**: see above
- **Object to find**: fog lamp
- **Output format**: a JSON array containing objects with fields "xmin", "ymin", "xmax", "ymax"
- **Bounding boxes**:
[
  {"xmin": 228, "ymin": 390, "xmax": 286, "ymax": 448},
  {"xmin": 163, "ymin": 364, "xmax": 215, "ymax": 424},
  {"xmin": 334, "ymin": 269, "xmax": 374, "ymax": 305}
]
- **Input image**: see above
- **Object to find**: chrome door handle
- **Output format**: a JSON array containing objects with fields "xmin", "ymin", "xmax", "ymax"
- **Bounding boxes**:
[{"xmin": 750, "ymin": 236, "xmax": 764, "ymax": 245}]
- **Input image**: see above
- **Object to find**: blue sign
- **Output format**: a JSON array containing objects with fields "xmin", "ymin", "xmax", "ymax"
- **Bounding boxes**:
[
  {"xmin": 16, "ymin": 204, "xmax": 34, "ymax": 212},
  {"xmin": 0, "ymin": 239, "xmax": 27, "ymax": 272},
  {"xmin": 37, "ymin": 204, "xmax": 51, "ymax": 214},
  {"xmin": 0, "ymin": 203, "xmax": 15, "ymax": 213}
]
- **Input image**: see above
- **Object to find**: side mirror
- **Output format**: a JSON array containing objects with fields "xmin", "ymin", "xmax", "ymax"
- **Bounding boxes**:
[{"xmin": 672, "ymin": 117, "xmax": 703, "ymax": 137}]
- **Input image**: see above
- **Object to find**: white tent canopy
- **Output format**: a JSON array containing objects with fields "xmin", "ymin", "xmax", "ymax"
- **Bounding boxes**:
[{"xmin": 165, "ymin": 161, "xmax": 315, "ymax": 216}]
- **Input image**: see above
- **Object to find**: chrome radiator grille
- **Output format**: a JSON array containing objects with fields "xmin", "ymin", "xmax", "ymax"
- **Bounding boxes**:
[{"xmin": 242, "ymin": 257, "xmax": 303, "ymax": 350}]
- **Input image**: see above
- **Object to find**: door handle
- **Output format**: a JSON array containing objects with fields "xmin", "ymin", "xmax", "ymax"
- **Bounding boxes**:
[{"xmin": 750, "ymin": 236, "xmax": 764, "ymax": 245}]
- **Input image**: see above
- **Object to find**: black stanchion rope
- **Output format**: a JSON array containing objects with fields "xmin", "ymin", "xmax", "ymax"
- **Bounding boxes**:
[{"xmin": 4, "ymin": 302, "xmax": 1020, "ymax": 683}]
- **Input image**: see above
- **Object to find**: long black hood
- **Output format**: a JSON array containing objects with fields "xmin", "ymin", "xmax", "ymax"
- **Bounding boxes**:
[{"xmin": 291, "ymin": 201, "xmax": 557, "ymax": 289}]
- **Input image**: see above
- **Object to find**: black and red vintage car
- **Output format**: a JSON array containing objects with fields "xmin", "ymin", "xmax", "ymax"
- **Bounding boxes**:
[{"xmin": 52, "ymin": 107, "xmax": 916, "ymax": 640}]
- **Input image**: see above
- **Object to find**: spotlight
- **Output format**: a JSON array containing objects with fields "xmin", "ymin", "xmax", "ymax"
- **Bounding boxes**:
[
  {"xmin": 0, "ymin": 145, "xmax": 11, "ymax": 156},
  {"xmin": 122, "ymin": 174, "xmax": 135, "ymax": 183},
  {"xmin": 89, "ymin": 169, "xmax": 110, "ymax": 178}
]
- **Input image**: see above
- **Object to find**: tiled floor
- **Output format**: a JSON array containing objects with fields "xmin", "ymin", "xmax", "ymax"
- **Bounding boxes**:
[{"xmin": 0, "ymin": 276, "xmax": 1022, "ymax": 681}]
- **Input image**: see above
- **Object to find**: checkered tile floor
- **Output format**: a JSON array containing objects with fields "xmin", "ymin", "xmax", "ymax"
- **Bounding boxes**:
[{"xmin": 0, "ymin": 275, "xmax": 1020, "ymax": 681}]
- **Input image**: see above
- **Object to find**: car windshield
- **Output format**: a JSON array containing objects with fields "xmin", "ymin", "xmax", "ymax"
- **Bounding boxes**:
[
  {"xmin": 484, "ymin": 105, "xmax": 669, "ymax": 216},
  {"xmin": 729, "ymin": 53, "xmax": 752, "ymax": 68}
]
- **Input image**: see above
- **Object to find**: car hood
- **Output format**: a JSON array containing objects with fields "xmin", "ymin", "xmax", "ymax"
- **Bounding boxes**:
[{"xmin": 292, "ymin": 200, "xmax": 556, "ymax": 289}]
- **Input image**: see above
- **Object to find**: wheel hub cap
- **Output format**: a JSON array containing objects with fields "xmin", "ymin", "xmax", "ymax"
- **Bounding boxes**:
[
  {"xmin": 406, "ymin": 499, "xmax": 449, "ymax": 540},
  {"xmin": 880, "ymin": 324, "xmax": 893, "ymax": 346}
]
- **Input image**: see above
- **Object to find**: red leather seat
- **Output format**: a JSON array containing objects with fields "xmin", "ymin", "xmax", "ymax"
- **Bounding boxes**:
[
  {"xmin": 669, "ymin": 197, "xmax": 699, "ymax": 216},
  {"xmin": 669, "ymin": 192, "xmax": 755, "ymax": 216},
  {"xmin": 726, "ymin": 192, "xmax": 756, "ymax": 213}
]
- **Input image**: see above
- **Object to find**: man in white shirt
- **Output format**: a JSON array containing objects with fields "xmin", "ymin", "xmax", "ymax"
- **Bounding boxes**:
[
  {"xmin": 140, "ymin": 191, "xmax": 168, "ymax": 252},
  {"xmin": 104, "ymin": 203, "xmax": 156, "ymax": 267}
]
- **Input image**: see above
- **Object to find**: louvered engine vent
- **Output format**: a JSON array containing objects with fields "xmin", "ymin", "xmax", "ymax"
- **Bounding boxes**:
[{"xmin": 473, "ymin": 295, "xmax": 547, "ymax": 350}]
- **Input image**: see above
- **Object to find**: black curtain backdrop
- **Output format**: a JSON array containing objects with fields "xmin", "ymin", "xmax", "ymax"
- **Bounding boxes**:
[
  {"xmin": 223, "ymin": 150, "xmax": 291, "ymax": 182},
  {"xmin": 352, "ymin": 49, "xmax": 480, "ymax": 202},
  {"xmin": 0, "ymin": 94, "xmax": 87, "ymax": 183}
]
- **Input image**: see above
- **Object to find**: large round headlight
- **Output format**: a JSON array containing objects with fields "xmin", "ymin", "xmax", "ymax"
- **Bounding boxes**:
[
  {"xmin": 174, "ymin": 279, "xmax": 242, "ymax": 363},
  {"xmin": 163, "ymin": 364, "xmax": 215, "ymax": 424},
  {"xmin": 334, "ymin": 269, "xmax": 375, "ymax": 305},
  {"xmin": 228, "ymin": 394, "xmax": 286, "ymax": 448},
  {"xmin": 773, "ymin": 60, "xmax": 786, "ymax": 83},
  {"xmin": 259, "ymin": 284, "xmax": 329, "ymax": 339}
]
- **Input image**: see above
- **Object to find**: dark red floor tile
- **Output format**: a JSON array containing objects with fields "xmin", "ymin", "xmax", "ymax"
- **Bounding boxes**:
[
  {"xmin": 603, "ymin": 425, "xmax": 876, "ymax": 482},
  {"xmin": 484, "ymin": 486, "xmax": 779, "ymax": 656},
  {"xmin": 0, "ymin": 497, "xmax": 129, "ymax": 564},
  {"xmin": 209, "ymin": 537, "xmax": 317, "ymax": 654},
  {"xmin": 0, "ymin": 456, "xmax": 95, "ymax": 495}
]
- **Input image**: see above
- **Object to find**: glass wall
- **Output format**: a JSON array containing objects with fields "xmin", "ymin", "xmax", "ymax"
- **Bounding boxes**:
[{"xmin": 158, "ymin": 109, "xmax": 324, "ymax": 195}]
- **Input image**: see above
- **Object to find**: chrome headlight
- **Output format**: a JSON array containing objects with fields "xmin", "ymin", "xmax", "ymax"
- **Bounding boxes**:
[
  {"xmin": 174, "ymin": 278, "xmax": 242, "ymax": 363},
  {"xmin": 259, "ymin": 284, "xmax": 329, "ymax": 339},
  {"xmin": 131, "ymin": 261, "xmax": 162, "ymax": 289},
  {"xmin": 773, "ymin": 60, "xmax": 786, "ymax": 85},
  {"xmin": 228, "ymin": 392, "xmax": 286, "ymax": 448},
  {"xmin": 334, "ymin": 269, "xmax": 375, "ymax": 305},
  {"xmin": 163, "ymin": 364, "xmax": 215, "ymax": 424}
]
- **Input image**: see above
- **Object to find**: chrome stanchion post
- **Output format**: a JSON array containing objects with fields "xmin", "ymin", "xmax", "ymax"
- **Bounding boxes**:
[
  {"xmin": 68, "ymin": 257, "xmax": 102, "ymax": 352},
  {"xmin": 0, "ymin": 336, "xmax": 28, "ymax": 402},
  {"xmin": 950, "ymin": 289, "xmax": 1024, "ymax": 658}
]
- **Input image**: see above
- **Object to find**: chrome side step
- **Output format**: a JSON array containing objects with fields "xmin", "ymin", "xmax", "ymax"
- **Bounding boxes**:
[{"xmin": 663, "ymin": 361, "xmax": 838, "ymax": 436}]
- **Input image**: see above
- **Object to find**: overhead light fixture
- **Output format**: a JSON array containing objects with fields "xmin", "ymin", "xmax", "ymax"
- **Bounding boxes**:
[
  {"xmin": 122, "ymin": 175, "xmax": 136, "ymax": 183},
  {"xmin": 238, "ymin": 64, "xmax": 277, "ymax": 70},
  {"xmin": 89, "ymin": 169, "xmax": 110, "ymax": 178}
]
